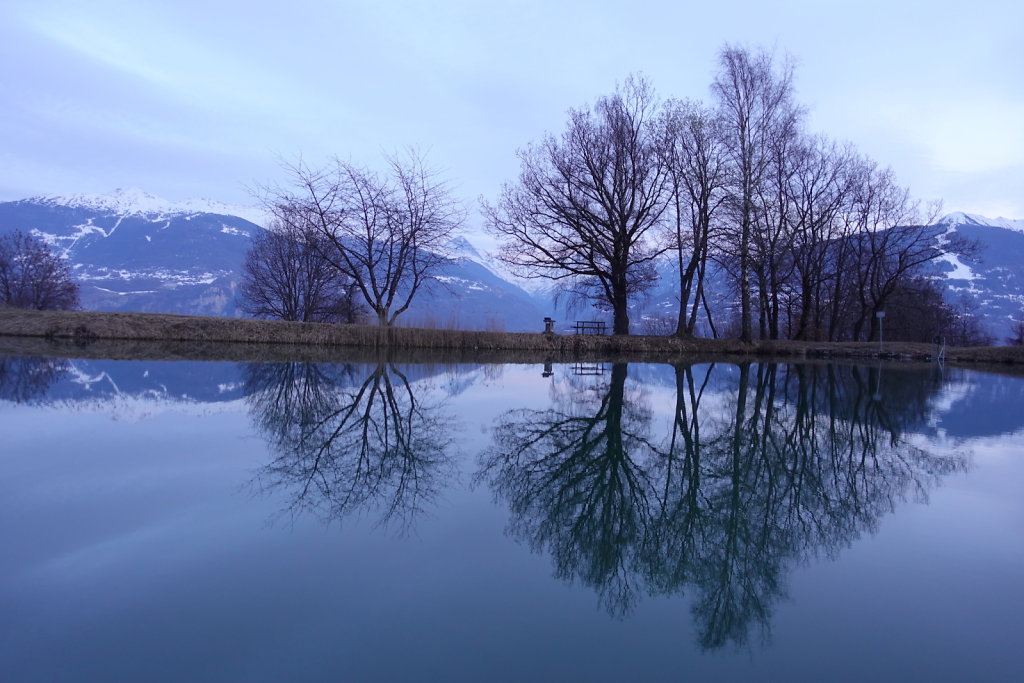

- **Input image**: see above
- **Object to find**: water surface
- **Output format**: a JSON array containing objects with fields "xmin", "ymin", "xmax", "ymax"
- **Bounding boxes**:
[{"xmin": 1, "ymin": 356, "xmax": 1022, "ymax": 681}]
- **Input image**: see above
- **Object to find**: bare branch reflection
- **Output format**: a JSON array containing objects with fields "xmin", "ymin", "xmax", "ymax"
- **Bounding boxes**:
[
  {"xmin": 246, "ymin": 361, "xmax": 459, "ymax": 532},
  {"xmin": 479, "ymin": 363, "xmax": 658, "ymax": 614},
  {"xmin": 0, "ymin": 355, "xmax": 69, "ymax": 403},
  {"xmin": 479, "ymin": 361, "xmax": 967, "ymax": 649}
]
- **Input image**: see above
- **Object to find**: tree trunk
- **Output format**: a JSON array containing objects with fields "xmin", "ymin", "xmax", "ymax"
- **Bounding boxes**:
[
  {"xmin": 739, "ymin": 219, "xmax": 752, "ymax": 342},
  {"xmin": 613, "ymin": 291, "xmax": 631, "ymax": 335}
]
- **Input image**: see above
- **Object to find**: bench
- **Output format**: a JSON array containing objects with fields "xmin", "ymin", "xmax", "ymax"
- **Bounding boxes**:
[
  {"xmin": 574, "ymin": 321, "xmax": 607, "ymax": 335},
  {"xmin": 573, "ymin": 362, "xmax": 606, "ymax": 376}
]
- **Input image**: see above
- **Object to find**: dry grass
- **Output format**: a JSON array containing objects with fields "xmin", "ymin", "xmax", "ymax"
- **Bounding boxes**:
[{"xmin": 2, "ymin": 307, "xmax": 1023, "ymax": 369}]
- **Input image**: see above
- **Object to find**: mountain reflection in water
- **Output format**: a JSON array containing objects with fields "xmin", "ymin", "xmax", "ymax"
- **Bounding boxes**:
[{"xmin": 0, "ymin": 354, "xmax": 983, "ymax": 657}]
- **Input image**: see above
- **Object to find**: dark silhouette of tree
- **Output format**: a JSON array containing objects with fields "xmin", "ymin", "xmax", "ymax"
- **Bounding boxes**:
[
  {"xmin": 478, "ymin": 363, "xmax": 658, "ymax": 613},
  {"xmin": 245, "ymin": 360, "xmax": 458, "ymax": 531},
  {"xmin": 659, "ymin": 100, "xmax": 729, "ymax": 337},
  {"xmin": 0, "ymin": 355, "xmax": 69, "ymax": 403},
  {"xmin": 842, "ymin": 166, "xmax": 941, "ymax": 341},
  {"xmin": 479, "ymin": 360, "xmax": 967, "ymax": 649},
  {"xmin": 1008, "ymin": 317, "xmax": 1024, "ymax": 346},
  {"xmin": 240, "ymin": 217, "xmax": 364, "ymax": 322},
  {"xmin": 0, "ymin": 231, "xmax": 79, "ymax": 310},
  {"xmin": 712, "ymin": 46, "xmax": 801, "ymax": 343},
  {"xmin": 784, "ymin": 138, "xmax": 856, "ymax": 340},
  {"xmin": 261, "ymin": 150, "xmax": 464, "ymax": 327},
  {"xmin": 485, "ymin": 76, "xmax": 671, "ymax": 335}
]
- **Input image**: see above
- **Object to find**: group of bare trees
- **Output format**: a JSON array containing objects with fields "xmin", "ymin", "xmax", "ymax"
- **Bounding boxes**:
[
  {"xmin": 485, "ymin": 45, "xmax": 957, "ymax": 341},
  {"xmin": 0, "ymin": 231, "xmax": 79, "ymax": 311},
  {"xmin": 243, "ymin": 44, "xmax": 977, "ymax": 342},
  {"xmin": 240, "ymin": 222, "xmax": 361, "ymax": 323},
  {"xmin": 243, "ymin": 151, "xmax": 463, "ymax": 327}
]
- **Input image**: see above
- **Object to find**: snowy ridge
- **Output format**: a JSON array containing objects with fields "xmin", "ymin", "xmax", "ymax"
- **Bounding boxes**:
[
  {"xmin": 33, "ymin": 187, "xmax": 268, "ymax": 227},
  {"xmin": 935, "ymin": 212, "xmax": 1024, "ymax": 233},
  {"xmin": 446, "ymin": 234, "xmax": 550, "ymax": 296}
]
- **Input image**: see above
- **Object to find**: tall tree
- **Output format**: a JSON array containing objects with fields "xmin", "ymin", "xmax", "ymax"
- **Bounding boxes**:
[
  {"xmin": 784, "ymin": 137, "xmax": 855, "ymax": 340},
  {"xmin": 660, "ymin": 99, "xmax": 729, "ymax": 337},
  {"xmin": 485, "ymin": 75, "xmax": 671, "ymax": 335},
  {"xmin": 262, "ymin": 150, "xmax": 464, "ymax": 327},
  {"xmin": 844, "ymin": 162, "xmax": 938, "ymax": 341},
  {"xmin": 712, "ymin": 45, "xmax": 801, "ymax": 342},
  {"xmin": 0, "ymin": 231, "xmax": 79, "ymax": 310}
]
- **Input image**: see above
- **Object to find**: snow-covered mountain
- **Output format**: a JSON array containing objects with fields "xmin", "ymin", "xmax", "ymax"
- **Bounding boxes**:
[
  {"xmin": 34, "ymin": 187, "xmax": 271, "ymax": 227},
  {"xmin": 0, "ymin": 191, "xmax": 549, "ymax": 330},
  {"xmin": 935, "ymin": 211, "xmax": 1024, "ymax": 234},
  {"xmin": 930, "ymin": 212, "xmax": 1024, "ymax": 343},
  {"xmin": 0, "ymin": 191, "xmax": 261, "ymax": 317},
  {"xmin": 2, "ymin": 190, "xmax": 1020, "ymax": 339}
]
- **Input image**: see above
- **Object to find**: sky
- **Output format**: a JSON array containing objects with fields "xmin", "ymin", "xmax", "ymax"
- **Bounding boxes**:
[{"xmin": 2, "ymin": 0, "xmax": 1022, "ymax": 231}]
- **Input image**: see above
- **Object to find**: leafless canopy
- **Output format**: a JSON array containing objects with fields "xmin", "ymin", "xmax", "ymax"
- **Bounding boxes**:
[
  {"xmin": 659, "ymin": 99, "xmax": 730, "ymax": 337},
  {"xmin": 0, "ymin": 231, "xmax": 79, "ymax": 311},
  {"xmin": 484, "ymin": 75, "xmax": 672, "ymax": 335},
  {"xmin": 240, "ymin": 216, "xmax": 362, "ymax": 323},
  {"xmin": 712, "ymin": 45, "xmax": 801, "ymax": 342},
  {"xmin": 261, "ymin": 150, "xmax": 464, "ymax": 326}
]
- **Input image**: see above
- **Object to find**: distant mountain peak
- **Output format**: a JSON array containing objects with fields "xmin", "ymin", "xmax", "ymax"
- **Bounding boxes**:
[
  {"xmin": 447, "ymin": 235, "xmax": 482, "ymax": 260},
  {"xmin": 29, "ymin": 188, "xmax": 268, "ymax": 227},
  {"xmin": 935, "ymin": 211, "xmax": 1024, "ymax": 233}
]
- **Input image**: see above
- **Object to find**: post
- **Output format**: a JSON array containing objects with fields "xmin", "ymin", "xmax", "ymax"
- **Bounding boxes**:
[
  {"xmin": 876, "ymin": 311, "xmax": 886, "ymax": 351},
  {"xmin": 873, "ymin": 361, "xmax": 883, "ymax": 402}
]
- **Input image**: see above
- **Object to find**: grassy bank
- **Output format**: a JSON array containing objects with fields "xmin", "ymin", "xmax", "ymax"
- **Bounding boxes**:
[{"xmin": 2, "ymin": 307, "xmax": 1023, "ymax": 367}]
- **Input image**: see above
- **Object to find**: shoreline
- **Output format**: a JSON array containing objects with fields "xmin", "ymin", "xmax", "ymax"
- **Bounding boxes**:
[{"xmin": 2, "ymin": 308, "xmax": 1023, "ymax": 369}]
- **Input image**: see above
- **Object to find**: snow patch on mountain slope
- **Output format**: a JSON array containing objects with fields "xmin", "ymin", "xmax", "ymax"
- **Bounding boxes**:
[
  {"xmin": 75, "ymin": 266, "xmax": 228, "ymax": 286},
  {"xmin": 433, "ymin": 275, "xmax": 489, "ymax": 292},
  {"xmin": 936, "ymin": 212, "xmax": 1024, "ymax": 233},
  {"xmin": 938, "ymin": 252, "xmax": 976, "ymax": 281},
  {"xmin": 446, "ymin": 234, "xmax": 550, "ymax": 296},
  {"xmin": 34, "ymin": 187, "xmax": 269, "ymax": 227}
]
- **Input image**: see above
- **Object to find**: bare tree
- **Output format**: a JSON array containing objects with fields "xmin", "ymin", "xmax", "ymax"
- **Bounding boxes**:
[
  {"xmin": 262, "ymin": 150, "xmax": 464, "ymax": 327},
  {"xmin": 1008, "ymin": 317, "xmax": 1024, "ymax": 346},
  {"xmin": 240, "ymin": 217, "xmax": 362, "ymax": 322},
  {"xmin": 712, "ymin": 45, "xmax": 801, "ymax": 342},
  {"xmin": 0, "ymin": 231, "xmax": 79, "ymax": 310},
  {"xmin": 484, "ymin": 75, "xmax": 672, "ymax": 335},
  {"xmin": 843, "ymin": 163, "xmax": 940, "ymax": 341},
  {"xmin": 784, "ymin": 137, "xmax": 856, "ymax": 340},
  {"xmin": 659, "ymin": 99, "xmax": 729, "ymax": 337}
]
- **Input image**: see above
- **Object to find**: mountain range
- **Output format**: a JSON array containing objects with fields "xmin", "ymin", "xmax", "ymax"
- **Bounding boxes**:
[
  {"xmin": 0, "ymin": 190, "xmax": 1022, "ymax": 340},
  {"xmin": 0, "ymin": 189, "xmax": 549, "ymax": 331}
]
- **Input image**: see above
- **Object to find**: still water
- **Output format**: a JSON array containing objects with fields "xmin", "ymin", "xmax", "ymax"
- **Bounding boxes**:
[{"xmin": 1, "ymin": 355, "xmax": 1022, "ymax": 682}]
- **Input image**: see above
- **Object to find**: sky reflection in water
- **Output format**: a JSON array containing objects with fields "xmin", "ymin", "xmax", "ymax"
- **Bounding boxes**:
[{"xmin": 0, "ymin": 356, "xmax": 1022, "ymax": 682}]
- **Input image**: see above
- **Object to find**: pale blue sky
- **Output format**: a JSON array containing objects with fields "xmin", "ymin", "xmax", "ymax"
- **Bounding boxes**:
[{"xmin": 2, "ymin": 0, "xmax": 1022, "ymax": 225}]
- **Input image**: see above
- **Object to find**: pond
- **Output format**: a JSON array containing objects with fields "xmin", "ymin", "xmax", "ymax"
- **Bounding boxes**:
[{"xmin": 1, "ymin": 354, "xmax": 1022, "ymax": 682}]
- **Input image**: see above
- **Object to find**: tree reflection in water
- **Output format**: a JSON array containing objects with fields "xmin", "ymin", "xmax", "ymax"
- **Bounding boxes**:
[
  {"xmin": 245, "ymin": 361, "xmax": 459, "ymax": 531},
  {"xmin": 479, "ymin": 363, "xmax": 658, "ymax": 614},
  {"xmin": 0, "ymin": 355, "xmax": 68, "ymax": 403},
  {"xmin": 479, "ymin": 361, "xmax": 967, "ymax": 649}
]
